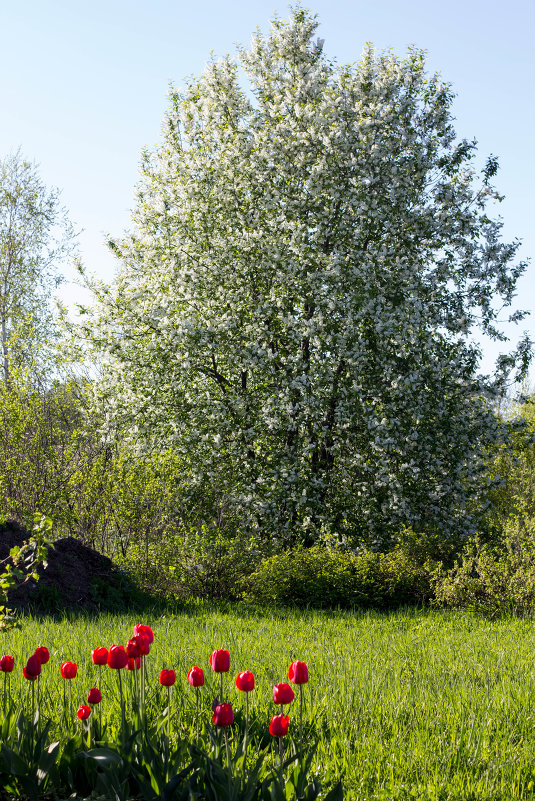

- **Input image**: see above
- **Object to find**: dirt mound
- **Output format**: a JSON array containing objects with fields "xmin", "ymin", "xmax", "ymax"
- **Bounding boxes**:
[{"xmin": 0, "ymin": 520, "xmax": 133, "ymax": 611}]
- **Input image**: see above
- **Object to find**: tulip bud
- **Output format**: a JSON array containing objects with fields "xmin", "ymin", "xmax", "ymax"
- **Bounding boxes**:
[
  {"xmin": 60, "ymin": 661, "xmax": 77, "ymax": 680},
  {"xmin": 210, "ymin": 649, "xmax": 230, "ymax": 673},
  {"xmin": 91, "ymin": 647, "xmax": 108, "ymax": 666},
  {"xmin": 107, "ymin": 645, "xmax": 128, "ymax": 670},
  {"xmin": 288, "ymin": 660, "xmax": 309, "ymax": 685},
  {"xmin": 23, "ymin": 654, "xmax": 41, "ymax": 681},
  {"xmin": 126, "ymin": 638, "xmax": 141, "ymax": 658},
  {"xmin": 34, "ymin": 646, "xmax": 50, "ymax": 665},
  {"xmin": 88, "ymin": 687, "xmax": 102, "ymax": 705},
  {"xmin": 269, "ymin": 713, "xmax": 289, "ymax": 737},
  {"xmin": 77, "ymin": 704, "xmax": 91, "ymax": 720},
  {"xmin": 212, "ymin": 702, "xmax": 234, "ymax": 727},
  {"xmin": 0, "ymin": 655, "xmax": 14, "ymax": 673},
  {"xmin": 273, "ymin": 682, "xmax": 294, "ymax": 706},
  {"xmin": 160, "ymin": 669, "xmax": 176, "ymax": 687},
  {"xmin": 187, "ymin": 666, "xmax": 205, "ymax": 687},
  {"xmin": 133, "ymin": 624, "xmax": 154, "ymax": 644},
  {"xmin": 235, "ymin": 670, "xmax": 255, "ymax": 692}
]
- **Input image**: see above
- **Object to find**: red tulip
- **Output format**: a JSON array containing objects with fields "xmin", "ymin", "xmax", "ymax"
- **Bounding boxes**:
[
  {"xmin": 235, "ymin": 670, "xmax": 255, "ymax": 692},
  {"xmin": 210, "ymin": 649, "xmax": 230, "ymax": 673},
  {"xmin": 126, "ymin": 656, "xmax": 141, "ymax": 671},
  {"xmin": 91, "ymin": 647, "xmax": 108, "ymax": 666},
  {"xmin": 212, "ymin": 702, "xmax": 234, "ymax": 727},
  {"xmin": 60, "ymin": 661, "xmax": 77, "ymax": 679},
  {"xmin": 288, "ymin": 661, "xmax": 309, "ymax": 685},
  {"xmin": 273, "ymin": 683, "xmax": 294, "ymax": 706},
  {"xmin": 130, "ymin": 633, "xmax": 150, "ymax": 656},
  {"xmin": 23, "ymin": 654, "xmax": 41, "ymax": 681},
  {"xmin": 269, "ymin": 713, "xmax": 289, "ymax": 737},
  {"xmin": 133, "ymin": 624, "xmax": 154, "ymax": 644},
  {"xmin": 77, "ymin": 704, "xmax": 91, "ymax": 720},
  {"xmin": 107, "ymin": 645, "xmax": 128, "ymax": 670},
  {"xmin": 88, "ymin": 687, "xmax": 102, "ymax": 705},
  {"xmin": 0, "ymin": 655, "xmax": 14, "ymax": 673},
  {"xmin": 160, "ymin": 669, "xmax": 176, "ymax": 687},
  {"xmin": 34, "ymin": 646, "xmax": 50, "ymax": 665},
  {"xmin": 126, "ymin": 638, "xmax": 141, "ymax": 658},
  {"xmin": 187, "ymin": 666, "xmax": 205, "ymax": 687}
]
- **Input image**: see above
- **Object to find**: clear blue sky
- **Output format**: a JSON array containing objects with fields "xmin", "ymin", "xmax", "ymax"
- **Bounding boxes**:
[{"xmin": 1, "ymin": 0, "xmax": 533, "ymax": 376}]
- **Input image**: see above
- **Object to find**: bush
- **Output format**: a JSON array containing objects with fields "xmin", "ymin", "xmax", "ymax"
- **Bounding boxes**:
[
  {"xmin": 243, "ymin": 543, "xmax": 433, "ymax": 609},
  {"xmin": 117, "ymin": 523, "xmax": 268, "ymax": 601},
  {"xmin": 433, "ymin": 517, "xmax": 535, "ymax": 617}
]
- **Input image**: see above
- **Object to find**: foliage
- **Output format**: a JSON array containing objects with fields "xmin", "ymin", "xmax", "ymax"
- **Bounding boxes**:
[
  {"xmin": 433, "ymin": 517, "xmax": 535, "ymax": 617},
  {"xmin": 243, "ymin": 542, "xmax": 433, "ymax": 609},
  {"xmin": 0, "ymin": 151, "xmax": 76, "ymax": 384},
  {"xmin": 82, "ymin": 8, "xmax": 529, "ymax": 550},
  {"xmin": 0, "ymin": 365, "xmax": 262, "ymax": 603},
  {"xmin": 118, "ymin": 522, "xmax": 269, "ymax": 601},
  {"xmin": 0, "ymin": 369, "xmax": 186, "ymax": 572},
  {"xmin": 0, "ymin": 370, "xmax": 90, "ymax": 526},
  {"xmin": 485, "ymin": 391, "xmax": 535, "ymax": 534},
  {"xmin": 0, "ymin": 513, "xmax": 52, "ymax": 629}
]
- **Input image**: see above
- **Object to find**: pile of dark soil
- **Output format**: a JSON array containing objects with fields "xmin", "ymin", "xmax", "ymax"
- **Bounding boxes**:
[{"xmin": 0, "ymin": 520, "xmax": 140, "ymax": 612}]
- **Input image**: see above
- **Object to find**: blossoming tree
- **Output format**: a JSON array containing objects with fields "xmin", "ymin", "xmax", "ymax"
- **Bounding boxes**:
[
  {"xmin": 0, "ymin": 152, "xmax": 75, "ymax": 384},
  {"xmin": 85, "ymin": 9, "xmax": 529, "ymax": 547}
]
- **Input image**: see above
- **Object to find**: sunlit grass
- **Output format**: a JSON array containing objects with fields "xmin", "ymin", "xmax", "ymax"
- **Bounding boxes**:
[{"xmin": 3, "ymin": 606, "xmax": 535, "ymax": 800}]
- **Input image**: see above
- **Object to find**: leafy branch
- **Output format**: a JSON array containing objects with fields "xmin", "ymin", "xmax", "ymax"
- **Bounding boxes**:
[{"xmin": 0, "ymin": 512, "xmax": 53, "ymax": 630}]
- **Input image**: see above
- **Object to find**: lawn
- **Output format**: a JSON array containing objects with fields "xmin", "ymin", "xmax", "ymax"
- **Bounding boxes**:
[{"xmin": 3, "ymin": 605, "xmax": 535, "ymax": 800}]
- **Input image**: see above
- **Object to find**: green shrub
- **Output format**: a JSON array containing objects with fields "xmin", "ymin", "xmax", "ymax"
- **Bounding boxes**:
[
  {"xmin": 433, "ymin": 517, "xmax": 535, "ymax": 617},
  {"xmin": 117, "ymin": 523, "xmax": 268, "ymax": 601},
  {"xmin": 243, "ymin": 543, "xmax": 433, "ymax": 609}
]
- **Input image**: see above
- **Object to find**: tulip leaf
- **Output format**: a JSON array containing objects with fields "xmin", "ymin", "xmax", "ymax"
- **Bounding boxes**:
[
  {"xmin": 84, "ymin": 746, "xmax": 123, "ymax": 767},
  {"xmin": 323, "ymin": 782, "xmax": 344, "ymax": 801}
]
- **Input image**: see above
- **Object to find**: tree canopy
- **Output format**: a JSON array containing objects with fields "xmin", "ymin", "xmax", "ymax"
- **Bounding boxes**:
[
  {"xmin": 85, "ymin": 9, "xmax": 529, "ymax": 548},
  {"xmin": 0, "ymin": 151, "xmax": 75, "ymax": 384}
]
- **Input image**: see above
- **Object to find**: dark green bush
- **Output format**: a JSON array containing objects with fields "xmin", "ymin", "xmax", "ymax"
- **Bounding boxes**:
[
  {"xmin": 243, "ymin": 543, "xmax": 433, "ymax": 609},
  {"xmin": 433, "ymin": 517, "xmax": 535, "ymax": 617}
]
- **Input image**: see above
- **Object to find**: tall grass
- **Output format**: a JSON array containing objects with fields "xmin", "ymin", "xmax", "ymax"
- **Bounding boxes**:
[{"xmin": 3, "ymin": 606, "xmax": 535, "ymax": 800}]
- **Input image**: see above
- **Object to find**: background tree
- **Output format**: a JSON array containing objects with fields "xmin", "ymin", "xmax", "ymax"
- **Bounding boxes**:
[
  {"xmin": 84, "ymin": 9, "xmax": 529, "ymax": 549},
  {"xmin": 0, "ymin": 151, "xmax": 75, "ymax": 383}
]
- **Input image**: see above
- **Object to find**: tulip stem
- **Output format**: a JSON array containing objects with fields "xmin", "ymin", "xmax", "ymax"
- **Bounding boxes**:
[
  {"xmin": 98, "ymin": 665, "xmax": 103, "ymax": 736},
  {"xmin": 96, "ymin": 697, "xmax": 101, "ymax": 743},
  {"xmin": 63, "ymin": 680, "xmax": 67, "ymax": 730},
  {"xmin": 69, "ymin": 681, "xmax": 73, "ymax": 731},
  {"xmin": 220, "ymin": 672, "xmax": 223, "ymax": 702},
  {"xmin": 243, "ymin": 691, "xmax": 249, "ymax": 777},
  {"xmin": 140, "ymin": 656, "xmax": 146, "ymax": 731},
  {"xmin": 118, "ymin": 669, "xmax": 126, "ymax": 734},
  {"xmin": 132, "ymin": 664, "xmax": 137, "ymax": 720},
  {"xmin": 3, "ymin": 672, "xmax": 6, "ymax": 715},
  {"xmin": 168, "ymin": 686, "xmax": 171, "ymax": 741},
  {"xmin": 36, "ymin": 674, "xmax": 40, "ymax": 729},
  {"xmin": 224, "ymin": 728, "xmax": 232, "ymax": 789},
  {"xmin": 166, "ymin": 685, "xmax": 171, "ymax": 782},
  {"xmin": 278, "ymin": 735, "xmax": 283, "ymax": 771},
  {"xmin": 195, "ymin": 687, "xmax": 200, "ymax": 746},
  {"xmin": 299, "ymin": 684, "xmax": 303, "ymax": 766}
]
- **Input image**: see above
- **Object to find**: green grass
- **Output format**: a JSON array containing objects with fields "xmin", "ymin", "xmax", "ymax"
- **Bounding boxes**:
[{"xmin": 3, "ymin": 605, "xmax": 535, "ymax": 800}]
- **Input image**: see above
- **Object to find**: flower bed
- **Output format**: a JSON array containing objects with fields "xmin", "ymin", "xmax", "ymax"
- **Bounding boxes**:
[{"xmin": 0, "ymin": 622, "xmax": 342, "ymax": 800}]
